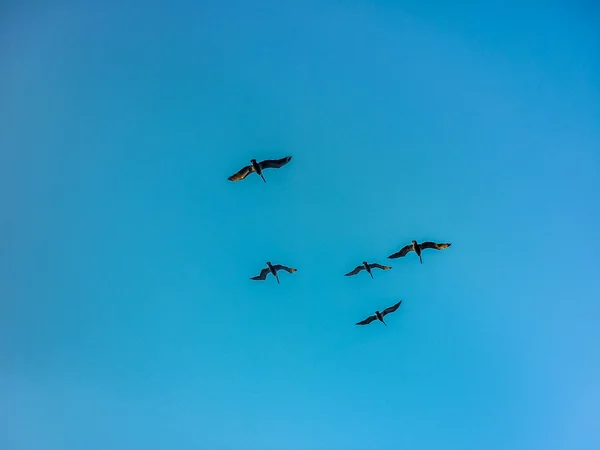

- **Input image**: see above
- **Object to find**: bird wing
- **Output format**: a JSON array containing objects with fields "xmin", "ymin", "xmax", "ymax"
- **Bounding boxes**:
[
  {"xmin": 259, "ymin": 156, "xmax": 292, "ymax": 170},
  {"xmin": 420, "ymin": 242, "xmax": 452, "ymax": 251},
  {"xmin": 356, "ymin": 315, "xmax": 378, "ymax": 326},
  {"xmin": 273, "ymin": 264, "xmax": 297, "ymax": 273},
  {"xmin": 381, "ymin": 301, "xmax": 402, "ymax": 317},
  {"xmin": 387, "ymin": 244, "xmax": 414, "ymax": 259},
  {"xmin": 228, "ymin": 164, "xmax": 255, "ymax": 182},
  {"xmin": 344, "ymin": 265, "xmax": 365, "ymax": 276},
  {"xmin": 369, "ymin": 263, "xmax": 392, "ymax": 271},
  {"xmin": 250, "ymin": 267, "xmax": 270, "ymax": 280}
]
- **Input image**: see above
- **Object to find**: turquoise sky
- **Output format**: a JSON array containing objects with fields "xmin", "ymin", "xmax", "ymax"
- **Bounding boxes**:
[{"xmin": 1, "ymin": 1, "xmax": 599, "ymax": 449}]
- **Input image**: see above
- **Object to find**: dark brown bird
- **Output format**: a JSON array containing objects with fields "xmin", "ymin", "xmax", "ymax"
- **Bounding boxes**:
[
  {"xmin": 250, "ymin": 261, "xmax": 297, "ymax": 284},
  {"xmin": 344, "ymin": 261, "xmax": 392, "ymax": 279},
  {"xmin": 228, "ymin": 156, "xmax": 292, "ymax": 183},
  {"xmin": 388, "ymin": 240, "xmax": 451, "ymax": 264},
  {"xmin": 356, "ymin": 301, "xmax": 402, "ymax": 326}
]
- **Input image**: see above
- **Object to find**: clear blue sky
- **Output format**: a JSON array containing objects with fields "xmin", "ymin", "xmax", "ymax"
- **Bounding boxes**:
[{"xmin": 1, "ymin": 1, "xmax": 599, "ymax": 449}]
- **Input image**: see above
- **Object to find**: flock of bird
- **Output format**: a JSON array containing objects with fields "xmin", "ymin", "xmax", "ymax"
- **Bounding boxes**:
[{"xmin": 228, "ymin": 155, "xmax": 452, "ymax": 327}]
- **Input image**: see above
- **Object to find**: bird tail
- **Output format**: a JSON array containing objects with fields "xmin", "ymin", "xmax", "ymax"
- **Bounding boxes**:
[
  {"xmin": 419, "ymin": 254, "xmax": 422, "ymax": 264},
  {"xmin": 382, "ymin": 319, "xmax": 387, "ymax": 326},
  {"xmin": 275, "ymin": 273, "xmax": 280, "ymax": 284},
  {"xmin": 369, "ymin": 271, "xmax": 374, "ymax": 279},
  {"xmin": 260, "ymin": 173, "xmax": 266, "ymax": 183}
]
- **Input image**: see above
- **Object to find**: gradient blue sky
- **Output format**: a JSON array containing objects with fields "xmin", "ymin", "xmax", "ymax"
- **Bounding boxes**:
[{"xmin": 1, "ymin": 1, "xmax": 599, "ymax": 449}]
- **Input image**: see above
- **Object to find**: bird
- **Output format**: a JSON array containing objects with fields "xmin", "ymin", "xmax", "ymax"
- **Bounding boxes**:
[
  {"xmin": 250, "ymin": 261, "xmax": 297, "ymax": 284},
  {"xmin": 344, "ymin": 261, "xmax": 392, "ymax": 279},
  {"xmin": 356, "ymin": 301, "xmax": 402, "ymax": 326},
  {"xmin": 388, "ymin": 240, "xmax": 451, "ymax": 264},
  {"xmin": 228, "ymin": 156, "xmax": 292, "ymax": 183}
]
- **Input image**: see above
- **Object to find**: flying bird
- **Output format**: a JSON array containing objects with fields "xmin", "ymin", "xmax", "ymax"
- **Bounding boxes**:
[
  {"xmin": 356, "ymin": 301, "xmax": 402, "ymax": 326},
  {"xmin": 228, "ymin": 156, "xmax": 292, "ymax": 183},
  {"xmin": 250, "ymin": 261, "xmax": 297, "ymax": 284},
  {"xmin": 345, "ymin": 261, "xmax": 392, "ymax": 279},
  {"xmin": 388, "ymin": 240, "xmax": 451, "ymax": 264}
]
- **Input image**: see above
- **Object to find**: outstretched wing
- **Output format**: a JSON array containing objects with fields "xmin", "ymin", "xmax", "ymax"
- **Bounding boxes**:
[
  {"xmin": 345, "ymin": 265, "xmax": 365, "ymax": 276},
  {"xmin": 273, "ymin": 264, "xmax": 297, "ymax": 273},
  {"xmin": 381, "ymin": 301, "xmax": 402, "ymax": 317},
  {"xmin": 356, "ymin": 315, "xmax": 377, "ymax": 326},
  {"xmin": 369, "ymin": 263, "xmax": 392, "ymax": 271},
  {"xmin": 250, "ymin": 267, "xmax": 270, "ymax": 280},
  {"xmin": 259, "ymin": 155, "xmax": 292, "ymax": 170},
  {"xmin": 228, "ymin": 164, "xmax": 255, "ymax": 182},
  {"xmin": 420, "ymin": 242, "xmax": 452, "ymax": 251},
  {"xmin": 387, "ymin": 244, "xmax": 414, "ymax": 259}
]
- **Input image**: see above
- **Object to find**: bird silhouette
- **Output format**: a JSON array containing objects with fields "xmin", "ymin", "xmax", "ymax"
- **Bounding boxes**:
[
  {"xmin": 228, "ymin": 156, "xmax": 292, "ymax": 183},
  {"xmin": 356, "ymin": 301, "xmax": 402, "ymax": 326},
  {"xmin": 388, "ymin": 240, "xmax": 451, "ymax": 263},
  {"xmin": 250, "ymin": 261, "xmax": 297, "ymax": 284},
  {"xmin": 344, "ymin": 261, "xmax": 392, "ymax": 279}
]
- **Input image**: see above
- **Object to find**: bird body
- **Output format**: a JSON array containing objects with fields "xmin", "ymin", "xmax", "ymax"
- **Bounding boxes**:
[
  {"xmin": 388, "ymin": 240, "xmax": 451, "ymax": 263},
  {"xmin": 266, "ymin": 261, "xmax": 279, "ymax": 283},
  {"xmin": 228, "ymin": 156, "xmax": 292, "ymax": 183},
  {"xmin": 413, "ymin": 241, "xmax": 422, "ymax": 263},
  {"xmin": 363, "ymin": 261, "xmax": 373, "ymax": 278},
  {"xmin": 250, "ymin": 159, "xmax": 265, "ymax": 182}
]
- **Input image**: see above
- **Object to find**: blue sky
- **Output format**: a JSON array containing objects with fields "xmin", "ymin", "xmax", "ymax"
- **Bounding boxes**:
[{"xmin": 1, "ymin": 1, "xmax": 599, "ymax": 449}]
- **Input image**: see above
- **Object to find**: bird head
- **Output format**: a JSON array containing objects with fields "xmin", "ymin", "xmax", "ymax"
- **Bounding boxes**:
[
  {"xmin": 362, "ymin": 261, "xmax": 368, "ymax": 266},
  {"xmin": 412, "ymin": 240, "xmax": 417, "ymax": 244},
  {"xmin": 266, "ymin": 261, "xmax": 272, "ymax": 266},
  {"xmin": 250, "ymin": 158, "xmax": 257, "ymax": 164}
]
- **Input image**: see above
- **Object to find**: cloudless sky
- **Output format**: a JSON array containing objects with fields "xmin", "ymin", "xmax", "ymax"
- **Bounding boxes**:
[{"xmin": 1, "ymin": 1, "xmax": 599, "ymax": 449}]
